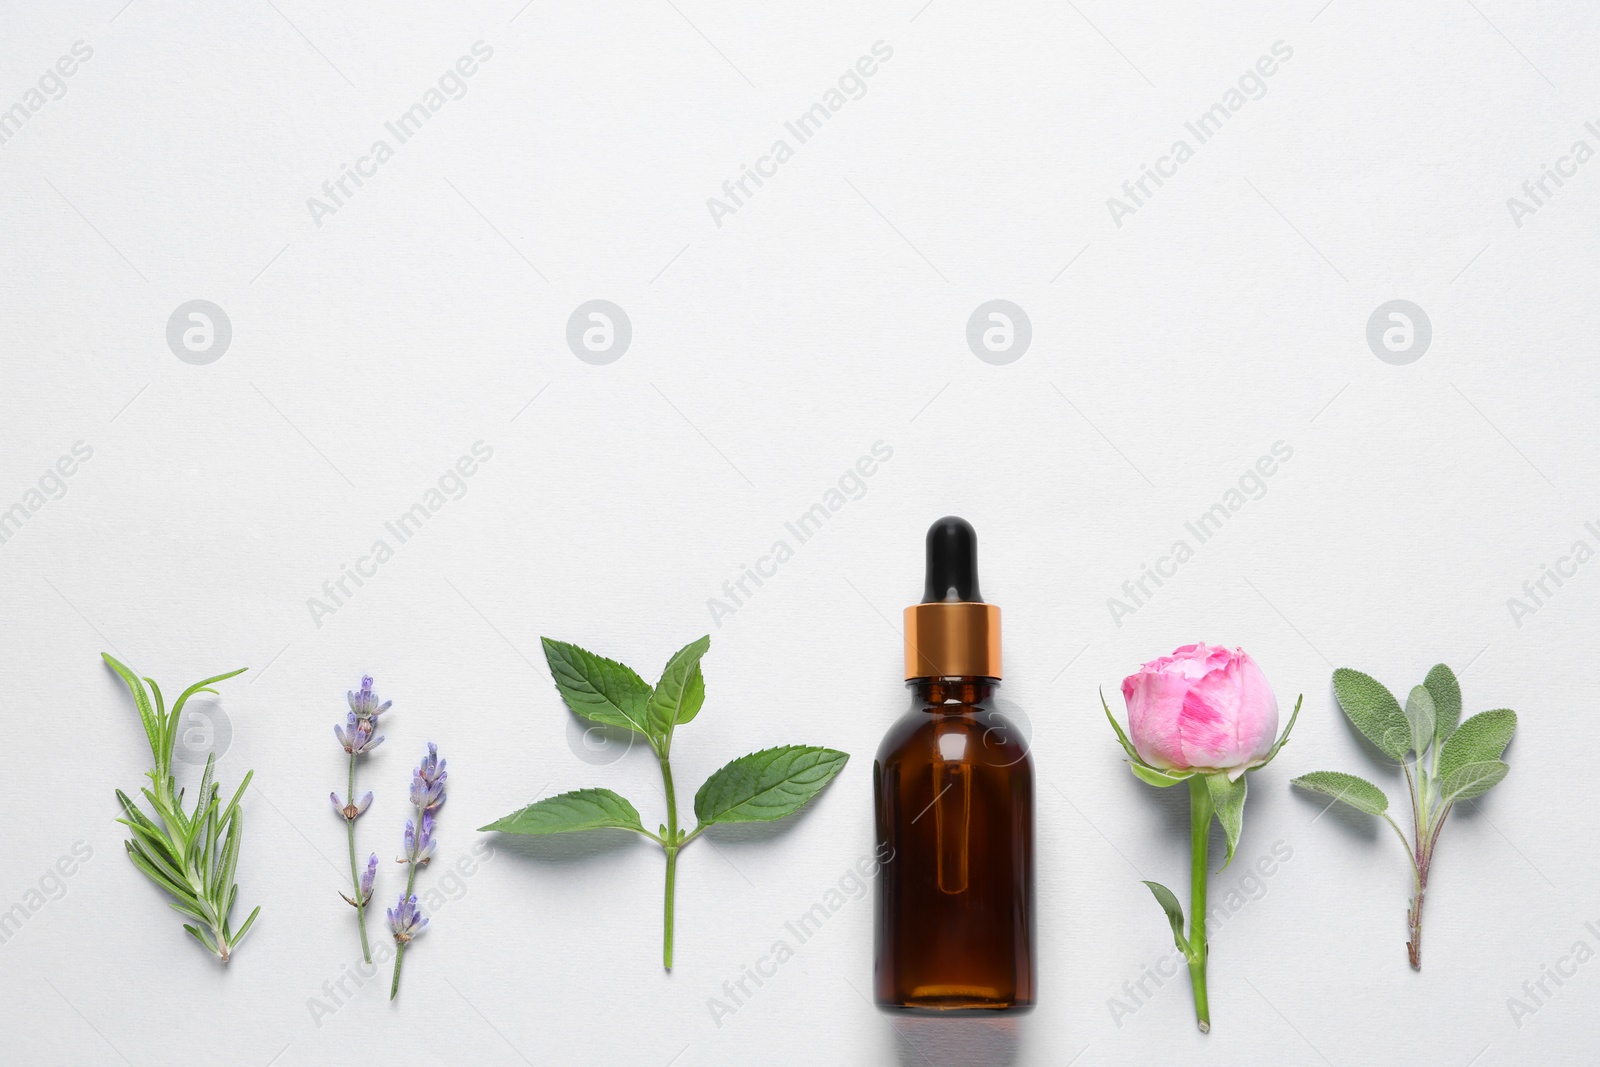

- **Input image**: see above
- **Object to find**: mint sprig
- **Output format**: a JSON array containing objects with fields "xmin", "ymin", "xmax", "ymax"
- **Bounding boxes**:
[
  {"xmin": 480, "ymin": 636, "xmax": 848, "ymax": 969},
  {"xmin": 1292, "ymin": 663, "xmax": 1516, "ymax": 969}
]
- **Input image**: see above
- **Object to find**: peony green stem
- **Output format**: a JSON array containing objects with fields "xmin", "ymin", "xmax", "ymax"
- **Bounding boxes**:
[{"xmin": 1187, "ymin": 775, "xmax": 1213, "ymax": 1033}]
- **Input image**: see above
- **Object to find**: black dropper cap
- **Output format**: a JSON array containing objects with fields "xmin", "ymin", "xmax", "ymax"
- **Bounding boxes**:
[{"xmin": 922, "ymin": 516, "xmax": 983, "ymax": 603}]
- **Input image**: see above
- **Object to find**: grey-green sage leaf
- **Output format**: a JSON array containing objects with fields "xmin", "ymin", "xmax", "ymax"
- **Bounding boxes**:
[
  {"xmin": 1439, "ymin": 759, "xmax": 1509, "ymax": 803},
  {"xmin": 1331, "ymin": 667, "xmax": 1411, "ymax": 760},
  {"xmin": 1423, "ymin": 663, "xmax": 1462, "ymax": 744},
  {"xmin": 1437, "ymin": 709, "xmax": 1516, "ymax": 782},
  {"xmin": 1291, "ymin": 770, "xmax": 1389, "ymax": 816},
  {"xmin": 1403, "ymin": 685, "xmax": 1436, "ymax": 763}
]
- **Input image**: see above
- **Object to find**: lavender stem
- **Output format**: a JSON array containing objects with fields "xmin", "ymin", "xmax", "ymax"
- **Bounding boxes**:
[{"xmin": 346, "ymin": 751, "xmax": 372, "ymax": 963}]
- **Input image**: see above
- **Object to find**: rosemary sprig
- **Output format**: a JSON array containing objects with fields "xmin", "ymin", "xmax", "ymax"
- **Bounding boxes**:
[{"xmin": 104, "ymin": 653, "xmax": 260, "ymax": 962}]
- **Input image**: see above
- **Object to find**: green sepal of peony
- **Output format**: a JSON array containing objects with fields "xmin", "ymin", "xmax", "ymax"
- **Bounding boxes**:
[
  {"xmin": 1103, "ymin": 689, "xmax": 1195, "ymax": 786},
  {"xmin": 1207, "ymin": 773, "xmax": 1247, "ymax": 869}
]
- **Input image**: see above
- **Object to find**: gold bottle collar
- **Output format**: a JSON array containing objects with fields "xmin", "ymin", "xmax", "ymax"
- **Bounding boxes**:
[{"xmin": 903, "ymin": 602, "xmax": 1001, "ymax": 680}]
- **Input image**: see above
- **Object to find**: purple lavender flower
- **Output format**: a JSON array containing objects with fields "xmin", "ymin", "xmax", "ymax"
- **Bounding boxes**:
[
  {"xmin": 330, "ymin": 789, "xmax": 374, "ymax": 821},
  {"xmin": 348, "ymin": 675, "xmax": 393, "ymax": 720},
  {"xmin": 340, "ymin": 849, "xmax": 383, "ymax": 908},
  {"xmin": 416, "ymin": 741, "xmax": 444, "ymax": 781},
  {"xmin": 401, "ymin": 810, "xmax": 437, "ymax": 866},
  {"xmin": 409, "ymin": 742, "xmax": 447, "ymax": 812},
  {"xmin": 388, "ymin": 893, "xmax": 427, "ymax": 943},
  {"xmin": 335, "ymin": 712, "xmax": 384, "ymax": 755},
  {"xmin": 408, "ymin": 774, "xmax": 444, "ymax": 811},
  {"xmin": 360, "ymin": 853, "xmax": 379, "ymax": 904}
]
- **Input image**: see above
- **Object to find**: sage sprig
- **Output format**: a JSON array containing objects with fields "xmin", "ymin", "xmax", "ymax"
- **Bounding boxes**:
[
  {"xmin": 481, "ymin": 636, "xmax": 848, "ymax": 970},
  {"xmin": 1292, "ymin": 663, "xmax": 1517, "ymax": 969},
  {"xmin": 104, "ymin": 653, "xmax": 260, "ymax": 962}
]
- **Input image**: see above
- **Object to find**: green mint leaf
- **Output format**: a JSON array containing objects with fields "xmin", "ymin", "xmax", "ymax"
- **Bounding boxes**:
[
  {"xmin": 541, "ymin": 638, "xmax": 654, "ymax": 737},
  {"xmin": 1439, "ymin": 759, "xmax": 1509, "ymax": 803},
  {"xmin": 1129, "ymin": 761, "xmax": 1193, "ymax": 787},
  {"xmin": 1206, "ymin": 773, "xmax": 1247, "ymax": 868},
  {"xmin": 1291, "ymin": 771, "xmax": 1390, "ymax": 816},
  {"xmin": 647, "ymin": 635, "xmax": 710, "ymax": 739},
  {"xmin": 1423, "ymin": 663, "xmax": 1462, "ymax": 744},
  {"xmin": 1437, "ymin": 709, "xmax": 1517, "ymax": 782},
  {"xmin": 692, "ymin": 745, "xmax": 848, "ymax": 826},
  {"xmin": 479, "ymin": 787, "xmax": 647, "ymax": 835},
  {"xmin": 1331, "ymin": 667, "xmax": 1411, "ymax": 760},
  {"xmin": 1141, "ymin": 880, "xmax": 1189, "ymax": 953},
  {"xmin": 1403, "ymin": 685, "xmax": 1436, "ymax": 762}
]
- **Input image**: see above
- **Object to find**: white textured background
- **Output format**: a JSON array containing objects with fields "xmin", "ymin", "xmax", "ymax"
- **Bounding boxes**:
[{"xmin": 2, "ymin": 0, "xmax": 1596, "ymax": 1064}]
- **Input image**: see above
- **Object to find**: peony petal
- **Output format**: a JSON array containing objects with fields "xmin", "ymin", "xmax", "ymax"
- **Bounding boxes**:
[
  {"xmin": 1231, "ymin": 650, "xmax": 1280, "ymax": 761},
  {"xmin": 1145, "ymin": 643, "xmax": 1226, "ymax": 682},
  {"xmin": 1177, "ymin": 654, "xmax": 1246, "ymax": 769},
  {"xmin": 1123, "ymin": 668, "xmax": 1191, "ymax": 770}
]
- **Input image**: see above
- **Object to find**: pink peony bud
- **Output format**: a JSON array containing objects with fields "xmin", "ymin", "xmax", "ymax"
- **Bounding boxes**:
[{"xmin": 1121, "ymin": 643, "xmax": 1279, "ymax": 778}]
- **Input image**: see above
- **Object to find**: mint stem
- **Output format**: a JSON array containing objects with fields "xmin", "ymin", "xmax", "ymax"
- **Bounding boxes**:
[
  {"xmin": 659, "ymin": 750, "xmax": 680, "ymax": 971},
  {"xmin": 1186, "ymin": 775, "xmax": 1213, "ymax": 1033},
  {"xmin": 345, "ymin": 753, "xmax": 371, "ymax": 964}
]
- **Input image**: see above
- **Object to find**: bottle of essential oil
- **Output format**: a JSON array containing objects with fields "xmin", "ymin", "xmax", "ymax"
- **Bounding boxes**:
[{"xmin": 873, "ymin": 516, "xmax": 1035, "ymax": 1012}]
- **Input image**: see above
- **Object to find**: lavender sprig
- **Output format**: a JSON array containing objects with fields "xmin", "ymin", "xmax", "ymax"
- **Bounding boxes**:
[
  {"xmin": 334, "ymin": 675, "xmax": 389, "ymax": 963},
  {"xmin": 390, "ymin": 742, "xmax": 445, "ymax": 999}
]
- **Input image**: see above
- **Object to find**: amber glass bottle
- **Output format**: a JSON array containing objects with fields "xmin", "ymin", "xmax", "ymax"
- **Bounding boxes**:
[{"xmin": 874, "ymin": 517, "xmax": 1035, "ymax": 1013}]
